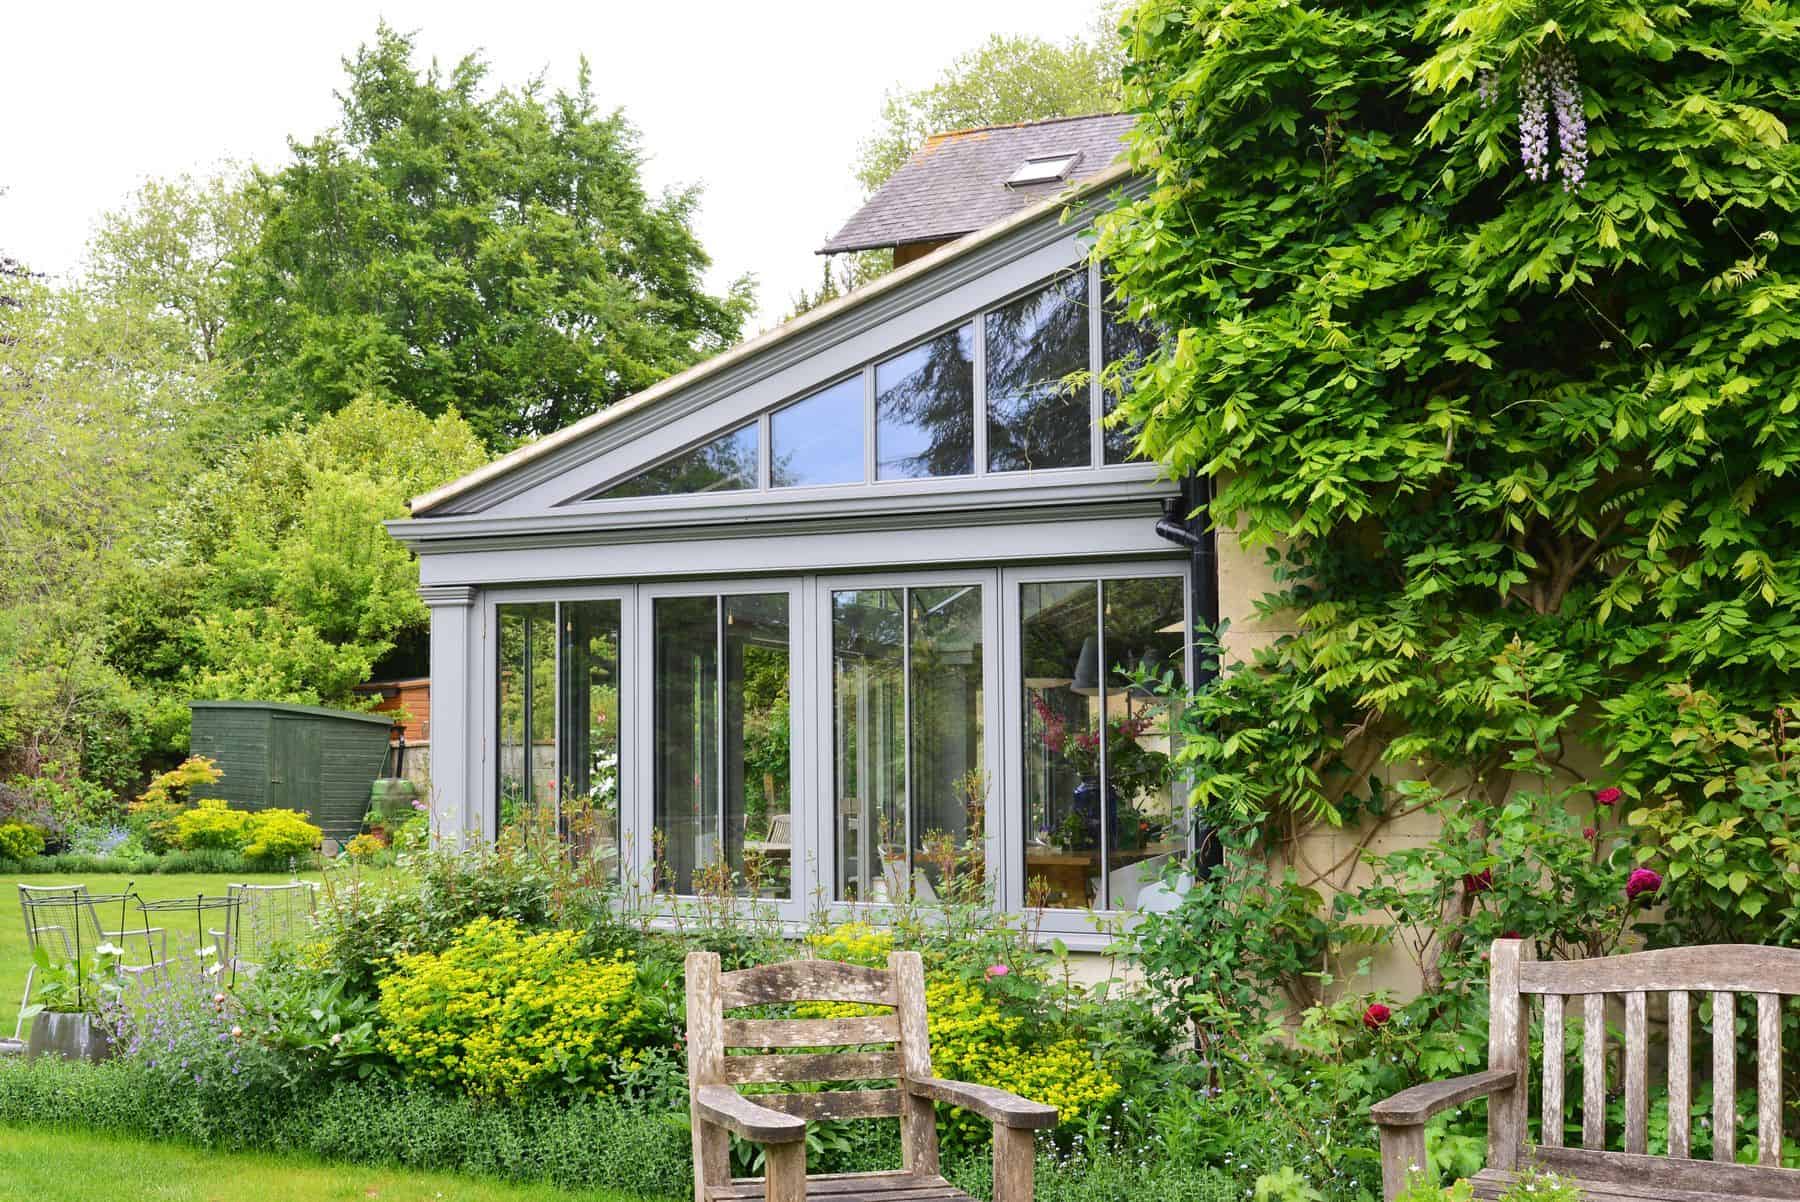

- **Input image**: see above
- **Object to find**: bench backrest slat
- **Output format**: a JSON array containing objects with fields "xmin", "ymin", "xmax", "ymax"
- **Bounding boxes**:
[{"xmin": 1495, "ymin": 939, "xmax": 1800, "ymax": 1185}]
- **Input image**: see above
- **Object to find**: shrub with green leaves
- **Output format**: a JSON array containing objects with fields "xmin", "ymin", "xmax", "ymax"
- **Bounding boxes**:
[
  {"xmin": 376, "ymin": 916, "xmax": 649, "ymax": 1100},
  {"xmin": 0, "ymin": 821, "xmax": 45, "ymax": 861}
]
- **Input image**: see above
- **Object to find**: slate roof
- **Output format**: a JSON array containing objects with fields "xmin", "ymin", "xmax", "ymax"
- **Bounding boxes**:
[{"xmin": 819, "ymin": 113, "xmax": 1135, "ymax": 255}]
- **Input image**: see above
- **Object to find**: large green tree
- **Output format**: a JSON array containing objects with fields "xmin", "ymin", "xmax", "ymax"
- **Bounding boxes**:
[
  {"xmin": 223, "ymin": 25, "xmax": 753, "ymax": 447},
  {"xmin": 1098, "ymin": 0, "xmax": 1800, "ymax": 939}
]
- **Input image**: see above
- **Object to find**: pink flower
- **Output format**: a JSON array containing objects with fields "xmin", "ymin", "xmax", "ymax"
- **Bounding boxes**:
[
  {"xmin": 1625, "ymin": 868, "xmax": 1662, "ymax": 903},
  {"xmin": 1594, "ymin": 786, "xmax": 1623, "ymax": 807},
  {"xmin": 1463, "ymin": 869, "xmax": 1494, "ymax": 896},
  {"xmin": 985, "ymin": 964, "xmax": 1010, "ymax": 980},
  {"xmin": 1362, "ymin": 1003, "xmax": 1391, "ymax": 1030}
]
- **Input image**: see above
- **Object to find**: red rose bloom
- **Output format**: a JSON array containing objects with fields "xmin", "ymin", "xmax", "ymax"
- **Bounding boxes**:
[
  {"xmin": 1625, "ymin": 868, "xmax": 1663, "ymax": 902},
  {"xmin": 1362, "ymin": 1003, "xmax": 1391, "ymax": 1030},
  {"xmin": 1594, "ymin": 786, "xmax": 1623, "ymax": 806},
  {"xmin": 1463, "ymin": 869, "xmax": 1494, "ymax": 895},
  {"xmin": 1582, "ymin": 827, "xmax": 1596, "ymax": 840}
]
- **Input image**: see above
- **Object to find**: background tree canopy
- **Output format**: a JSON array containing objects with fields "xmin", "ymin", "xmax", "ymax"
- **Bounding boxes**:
[
  {"xmin": 1097, "ymin": 0, "xmax": 1800, "ymax": 950},
  {"xmin": 222, "ymin": 24, "xmax": 754, "ymax": 448}
]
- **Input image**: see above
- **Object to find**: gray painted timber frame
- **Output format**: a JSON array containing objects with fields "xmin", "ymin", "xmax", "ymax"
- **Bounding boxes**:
[{"xmin": 390, "ymin": 177, "xmax": 1202, "ymax": 947}]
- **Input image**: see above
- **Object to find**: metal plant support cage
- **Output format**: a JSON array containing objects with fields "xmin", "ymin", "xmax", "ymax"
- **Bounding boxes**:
[
  {"xmin": 137, "ymin": 893, "xmax": 245, "ymax": 987},
  {"xmin": 17, "ymin": 885, "xmax": 159, "ymax": 1012}
]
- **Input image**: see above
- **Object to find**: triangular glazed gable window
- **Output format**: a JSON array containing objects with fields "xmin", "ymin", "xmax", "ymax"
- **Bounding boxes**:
[{"xmin": 589, "ymin": 422, "xmax": 760, "ymax": 500}]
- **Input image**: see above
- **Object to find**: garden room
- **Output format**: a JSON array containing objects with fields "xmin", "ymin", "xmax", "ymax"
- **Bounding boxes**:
[{"xmin": 392, "ymin": 176, "xmax": 1222, "ymax": 946}]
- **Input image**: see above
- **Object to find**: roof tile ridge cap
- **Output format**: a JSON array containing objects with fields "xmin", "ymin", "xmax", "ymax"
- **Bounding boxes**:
[{"xmin": 926, "ymin": 112, "xmax": 1129, "ymax": 139}]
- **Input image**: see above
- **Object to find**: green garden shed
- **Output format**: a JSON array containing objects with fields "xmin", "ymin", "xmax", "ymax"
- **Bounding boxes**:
[{"xmin": 188, "ymin": 701, "xmax": 396, "ymax": 842}]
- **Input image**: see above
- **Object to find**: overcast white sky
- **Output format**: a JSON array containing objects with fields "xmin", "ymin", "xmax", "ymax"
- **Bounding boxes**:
[{"xmin": 2, "ymin": 0, "xmax": 1104, "ymax": 329}]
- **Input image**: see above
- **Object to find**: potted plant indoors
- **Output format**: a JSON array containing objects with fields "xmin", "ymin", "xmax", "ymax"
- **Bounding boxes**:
[{"xmin": 23, "ymin": 942, "xmax": 125, "ymax": 1063}]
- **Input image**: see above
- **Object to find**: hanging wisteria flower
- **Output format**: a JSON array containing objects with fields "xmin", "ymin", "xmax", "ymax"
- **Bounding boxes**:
[
  {"xmin": 1478, "ymin": 70, "xmax": 1499, "ymax": 108},
  {"xmin": 1519, "ymin": 55, "xmax": 1551, "ymax": 182},
  {"xmin": 1625, "ymin": 868, "xmax": 1663, "ymax": 902},
  {"xmin": 1544, "ymin": 45, "xmax": 1589, "ymax": 191}
]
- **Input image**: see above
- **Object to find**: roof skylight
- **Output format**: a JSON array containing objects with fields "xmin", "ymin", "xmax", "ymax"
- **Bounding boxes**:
[{"xmin": 1006, "ymin": 152, "xmax": 1079, "ymax": 187}]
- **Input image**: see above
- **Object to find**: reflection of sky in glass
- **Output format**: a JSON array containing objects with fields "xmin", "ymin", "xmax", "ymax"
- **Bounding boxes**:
[
  {"xmin": 772, "ymin": 375, "xmax": 864, "ymax": 487},
  {"xmin": 875, "ymin": 325, "xmax": 975, "ymax": 480},
  {"xmin": 599, "ymin": 422, "xmax": 759, "ymax": 498}
]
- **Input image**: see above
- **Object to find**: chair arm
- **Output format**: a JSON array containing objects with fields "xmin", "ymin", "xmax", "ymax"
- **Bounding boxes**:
[
  {"xmin": 906, "ymin": 1077, "xmax": 1058, "ymax": 1130},
  {"xmin": 692, "ymin": 1085, "xmax": 807, "ymax": 1144},
  {"xmin": 1370, "ymin": 1068, "xmax": 1518, "ymax": 1127}
]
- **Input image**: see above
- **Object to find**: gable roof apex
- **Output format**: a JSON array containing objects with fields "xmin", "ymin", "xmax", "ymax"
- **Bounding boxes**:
[{"xmin": 407, "ymin": 158, "xmax": 1135, "ymax": 518}]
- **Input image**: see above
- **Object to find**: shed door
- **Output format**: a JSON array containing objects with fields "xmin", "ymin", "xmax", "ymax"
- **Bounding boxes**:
[{"xmin": 271, "ymin": 716, "xmax": 322, "ymax": 809}]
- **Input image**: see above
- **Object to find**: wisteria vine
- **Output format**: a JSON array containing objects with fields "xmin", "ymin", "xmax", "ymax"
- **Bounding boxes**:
[{"xmin": 1480, "ymin": 43, "xmax": 1589, "ymax": 191}]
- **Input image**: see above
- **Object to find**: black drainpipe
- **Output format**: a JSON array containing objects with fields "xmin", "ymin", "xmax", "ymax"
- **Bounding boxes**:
[{"xmin": 1154, "ymin": 475, "xmax": 1225, "ymax": 880}]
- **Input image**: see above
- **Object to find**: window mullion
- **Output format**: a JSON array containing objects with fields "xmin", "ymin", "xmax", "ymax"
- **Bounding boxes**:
[
  {"xmin": 1096, "ymin": 580, "xmax": 1110, "ymax": 911},
  {"xmin": 901, "ymin": 587, "xmax": 914, "ymax": 896}
]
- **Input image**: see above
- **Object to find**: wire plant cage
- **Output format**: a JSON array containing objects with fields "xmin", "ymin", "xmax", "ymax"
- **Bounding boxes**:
[
  {"xmin": 17, "ymin": 884, "xmax": 159, "ymax": 1012},
  {"xmin": 221, "ymin": 882, "xmax": 318, "ymax": 973},
  {"xmin": 137, "ymin": 893, "xmax": 245, "ymax": 987}
]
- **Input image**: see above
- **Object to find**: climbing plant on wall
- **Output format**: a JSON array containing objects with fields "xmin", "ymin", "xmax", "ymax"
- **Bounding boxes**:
[{"xmin": 1095, "ymin": 0, "xmax": 1800, "ymax": 975}]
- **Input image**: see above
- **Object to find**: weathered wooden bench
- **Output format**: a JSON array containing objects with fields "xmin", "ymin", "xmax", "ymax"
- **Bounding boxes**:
[
  {"xmin": 685, "ymin": 951, "xmax": 1058, "ymax": 1202},
  {"xmin": 1372, "ymin": 939, "xmax": 1800, "ymax": 1201}
]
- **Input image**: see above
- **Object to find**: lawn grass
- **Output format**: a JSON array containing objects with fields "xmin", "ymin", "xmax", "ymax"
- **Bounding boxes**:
[
  {"xmin": 0, "ymin": 1124, "xmax": 659, "ymax": 1202},
  {"xmin": 1, "ymin": 869, "xmax": 384, "ymax": 1036}
]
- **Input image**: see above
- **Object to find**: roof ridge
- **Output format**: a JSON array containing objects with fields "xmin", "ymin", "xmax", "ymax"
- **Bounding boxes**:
[{"xmin": 920, "ymin": 112, "xmax": 1129, "ymax": 145}]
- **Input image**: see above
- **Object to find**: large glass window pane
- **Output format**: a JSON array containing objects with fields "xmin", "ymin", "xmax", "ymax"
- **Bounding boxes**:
[
  {"xmin": 497, "ymin": 602, "xmax": 556, "ymax": 844},
  {"xmin": 1101, "ymin": 280, "xmax": 1159, "ymax": 465},
  {"xmin": 598, "ymin": 423, "xmax": 759, "ymax": 499},
  {"xmin": 558, "ymin": 600, "xmax": 621, "ymax": 880},
  {"xmin": 1022, "ymin": 576, "xmax": 1184, "ymax": 911},
  {"xmin": 985, "ymin": 272, "xmax": 1091, "ymax": 472},
  {"xmin": 652, "ymin": 592, "xmax": 791, "ymax": 899},
  {"xmin": 875, "ymin": 325, "xmax": 975, "ymax": 480},
  {"xmin": 830, "ymin": 583, "xmax": 985, "ymax": 903},
  {"xmin": 653, "ymin": 597, "xmax": 716, "ymax": 894},
  {"xmin": 832, "ymin": 589, "xmax": 904, "ymax": 902},
  {"xmin": 773, "ymin": 376, "xmax": 865, "ymax": 488},
  {"xmin": 908, "ymin": 586, "xmax": 985, "ymax": 899},
  {"xmin": 726, "ymin": 595, "xmax": 792, "ymax": 899}
]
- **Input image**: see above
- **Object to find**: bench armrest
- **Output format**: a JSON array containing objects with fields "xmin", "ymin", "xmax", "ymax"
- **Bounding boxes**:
[
  {"xmin": 692, "ymin": 1084, "xmax": 807, "ymax": 1143},
  {"xmin": 1370, "ymin": 1068, "xmax": 1518, "ymax": 1127},
  {"xmin": 906, "ymin": 1076, "xmax": 1058, "ymax": 1130}
]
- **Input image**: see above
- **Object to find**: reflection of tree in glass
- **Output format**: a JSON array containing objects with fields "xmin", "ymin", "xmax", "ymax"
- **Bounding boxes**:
[
  {"xmin": 600, "ymin": 423, "xmax": 758, "ymax": 498},
  {"xmin": 1101, "ymin": 279, "xmax": 1162, "ymax": 464},
  {"xmin": 876, "ymin": 327, "xmax": 975, "ymax": 479},
  {"xmin": 987, "ymin": 272, "xmax": 1091, "ymax": 471}
]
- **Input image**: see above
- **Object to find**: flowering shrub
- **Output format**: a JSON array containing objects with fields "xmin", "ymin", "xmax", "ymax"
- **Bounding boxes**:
[
  {"xmin": 376, "ymin": 916, "xmax": 648, "ymax": 1100},
  {"xmin": 804, "ymin": 921, "xmax": 894, "ymax": 966},
  {"xmin": 345, "ymin": 833, "xmax": 386, "ymax": 862},
  {"xmin": 243, "ymin": 809, "xmax": 322, "ymax": 864},
  {"xmin": 0, "ymin": 822, "xmax": 45, "ymax": 861},
  {"xmin": 172, "ymin": 799, "xmax": 253, "ymax": 849},
  {"xmin": 130, "ymin": 756, "xmax": 223, "ymax": 852}
]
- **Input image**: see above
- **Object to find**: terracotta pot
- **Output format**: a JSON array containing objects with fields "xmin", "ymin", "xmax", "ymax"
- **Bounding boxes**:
[{"xmin": 24, "ymin": 1011, "xmax": 114, "ymax": 1064}]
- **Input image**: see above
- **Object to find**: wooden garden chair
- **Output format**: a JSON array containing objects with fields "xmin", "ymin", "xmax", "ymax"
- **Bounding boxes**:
[
  {"xmin": 684, "ymin": 951, "xmax": 1057, "ymax": 1202},
  {"xmin": 1372, "ymin": 938, "xmax": 1800, "ymax": 1201}
]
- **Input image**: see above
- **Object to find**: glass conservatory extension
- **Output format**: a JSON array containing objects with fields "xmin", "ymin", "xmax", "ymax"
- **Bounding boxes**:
[{"xmin": 399, "ymin": 190, "xmax": 1210, "ymax": 945}]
